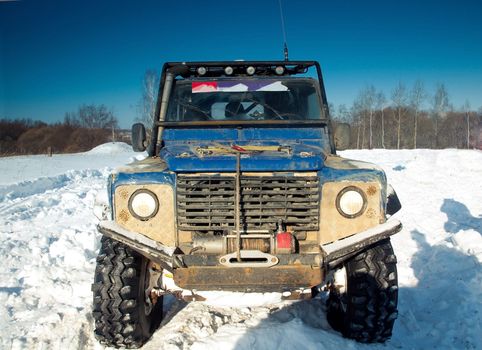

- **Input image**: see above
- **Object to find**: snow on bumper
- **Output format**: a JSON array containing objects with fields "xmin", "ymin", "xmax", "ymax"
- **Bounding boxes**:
[{"xmin": 321, "ymin": 219, "xmax": 402, "ymax": 266}]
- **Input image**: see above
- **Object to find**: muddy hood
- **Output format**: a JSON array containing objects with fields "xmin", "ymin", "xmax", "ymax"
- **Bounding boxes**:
[{"xmin": 159, "ymin": 127, "xmax": 329, "ymax": 172}]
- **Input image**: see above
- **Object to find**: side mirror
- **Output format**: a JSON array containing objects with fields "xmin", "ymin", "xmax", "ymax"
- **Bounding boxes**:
[
  {"xmin": 334, "ymin": 123, "xmax": 351, "ymax": 150},
  {"xmin": 131, "ymin": 123, "xmax": 147, "ymax": 152}
]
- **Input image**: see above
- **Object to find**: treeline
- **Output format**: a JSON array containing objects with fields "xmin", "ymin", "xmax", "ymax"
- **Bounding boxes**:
[
  {"xmin": 331, "ymin": 82, "xmax": 481, "ymax": 149},
  {"xmin": 0, "ymin": 104, "xmax": 120, "ymax": 156}
]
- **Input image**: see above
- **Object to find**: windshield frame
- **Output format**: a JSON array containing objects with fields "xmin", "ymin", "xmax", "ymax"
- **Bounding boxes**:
[{"xmin": 147, "ymin": 61, "xmax": 335, "ymax": 156}]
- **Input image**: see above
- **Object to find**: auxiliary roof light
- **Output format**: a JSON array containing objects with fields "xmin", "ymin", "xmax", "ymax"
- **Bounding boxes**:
[
  {"xmin": 246, "ymin": 66, "xmax": 256, "ymax": 75},
  {"xmin": 275, "ymin": 66, "xmax": 285, "ymax": 75},
  {"xmin": 224, "ymin": 66, "xmax": 234, "ymax": 75},
  {"xmin": 197, "ymin": 66, "xmax": 207, "ymax": 76}
]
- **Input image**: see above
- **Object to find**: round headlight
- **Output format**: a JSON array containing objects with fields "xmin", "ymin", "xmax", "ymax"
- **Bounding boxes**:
[
  {"xmin": 246, "ymin": 66, "xmax": 255, "ymax": 75},
  {"xmin": 336, "ymin": 186, "xmax": 367, "ymax": 218},
  {"xmin": 224, "ymin": 66, "xmax": 234, "ymax": 75},
  {"xmin": 128, "ymin": 189, "xmax": 159, "ymax": 221}
]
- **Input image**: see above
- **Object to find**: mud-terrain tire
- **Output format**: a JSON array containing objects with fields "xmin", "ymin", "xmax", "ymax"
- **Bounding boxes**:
[
  {"xmin": 326, "ymin": 239, "xmax": 398, "ymax": 343},
  {"xmin": 92, "ymin": 236, "xmax": 163, "ymax": 348}
]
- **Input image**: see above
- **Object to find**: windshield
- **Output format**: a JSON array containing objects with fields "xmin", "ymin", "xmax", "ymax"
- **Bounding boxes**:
[{"xmin": 165, "ymin": 78, "xmax": 324, "ymax": 122}]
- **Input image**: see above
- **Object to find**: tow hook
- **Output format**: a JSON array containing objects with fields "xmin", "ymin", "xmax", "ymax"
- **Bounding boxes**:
[
  {"xmin": 146, "ymin": 262, "xmax": 163, "ymax": 307},
  {"xmin": 149, "ymin": 288, "xmax": 164, "ymax": 305}
]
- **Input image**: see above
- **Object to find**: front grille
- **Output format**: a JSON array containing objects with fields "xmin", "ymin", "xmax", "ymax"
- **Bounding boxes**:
[{"xmin": 176, "ymin": 174, "xmax": 320, "ymax": 232}]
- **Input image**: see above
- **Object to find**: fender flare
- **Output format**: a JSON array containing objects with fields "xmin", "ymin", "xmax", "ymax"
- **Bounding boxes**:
[{"xmin": 387, "ymin": 184, "xmax": 402, "ymax": 216}]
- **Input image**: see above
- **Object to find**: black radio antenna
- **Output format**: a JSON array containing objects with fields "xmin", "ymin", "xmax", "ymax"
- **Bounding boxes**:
[{"xmin": 278, "ymin": 0, "xmax": 289, "ymax": 61}]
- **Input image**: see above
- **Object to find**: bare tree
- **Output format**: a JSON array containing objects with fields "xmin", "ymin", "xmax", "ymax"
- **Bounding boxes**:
[
  {"xmin": 351, "ymin": 99, "xmax": 363, "ymax": 149},
  {"xmin": 463, "ymin": 100, "xmax": 471, "ymax": 149},
  {"xmin": 65, "ymin": 104, "xmax": 118, "ymax": 129},
  {"xmin": 375, "ymin": 91, "xmax": 386, "ymax": 148},
  {"xmin": 334, "ymin": 104, "xmax": 351, "ymax": 123},
  {"xmin": 137, "ymin": 69, "xmax": 160, "ymax": 126},
  {"xmin": 432, "ymin": 83, "xmax": 449, "ymax": 148},
  {"xmin": 391, "ymin": 82, "xmax": 407, "ymax": 149},
  {"xmin": 364, "ymin": 86, "xmax": 376, "ymax": 149},
  {"xmin": 353, "ymin": 87, "xmax": 376, "ymax": 149},
  {"xmin": 410, "ymin": 80, "xmax": 425, "ymax": 148},
  {"xmin": 63, "ymin": 111, "xmax": 79, "ymax": 127},
  {"xmin": 328, "ymin": 102, "xmax": 336, "ymax": 117}
]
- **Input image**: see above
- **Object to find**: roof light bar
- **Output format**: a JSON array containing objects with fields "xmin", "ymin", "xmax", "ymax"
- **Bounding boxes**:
[{"xmin": 197, "ymin": 67, "xmax": 207, "ymax": 76}]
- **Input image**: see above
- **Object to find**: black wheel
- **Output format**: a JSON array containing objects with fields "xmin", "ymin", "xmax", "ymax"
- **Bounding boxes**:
[
  {"xmin": 92, "ymin": 236, "xmax": 163, "ymax": 348},
  {"xmin": 326, "ymin": 239, "xmax": 398, "ymax": 343}
]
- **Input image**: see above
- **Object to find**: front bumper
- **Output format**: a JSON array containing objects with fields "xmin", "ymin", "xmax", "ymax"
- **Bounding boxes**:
[
  {"xmin": 174, "ymin": 265, "xmax": 323, "ymax": 292},
  {"xmin": 98, "ymin": 220, "xmax": 175, "ymax": 269},
  {"xmin": 97, "ymin": 220, "xmax": 324, "ymax": 291},
  {"xmin": 97, "ymin": 218, "xmax": 402, "ymax": 290},
  {"xmin": 320, "ymin": 219, "xmax": 402, "ymax": 267}
]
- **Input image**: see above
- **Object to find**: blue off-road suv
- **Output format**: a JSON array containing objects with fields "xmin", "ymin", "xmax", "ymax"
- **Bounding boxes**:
[{"xmin": 92, "ymin": 61, "xmax": 402, "ymax": 348}]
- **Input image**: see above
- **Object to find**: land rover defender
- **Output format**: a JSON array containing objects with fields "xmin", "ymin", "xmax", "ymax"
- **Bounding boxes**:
[{"xmin": 92, "ymin": 61, "xmax": 402, "ymax": 348}]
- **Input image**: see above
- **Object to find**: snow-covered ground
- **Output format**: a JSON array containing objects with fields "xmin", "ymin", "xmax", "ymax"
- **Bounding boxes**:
[{"xmin": 0, "ymin": 144, "xmax": 481, "ymax": 349}]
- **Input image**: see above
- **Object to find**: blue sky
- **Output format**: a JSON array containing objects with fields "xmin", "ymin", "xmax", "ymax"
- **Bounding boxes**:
[{"xmin": 1, "ymin": 0, "xmax": 481, "ymax": 128}]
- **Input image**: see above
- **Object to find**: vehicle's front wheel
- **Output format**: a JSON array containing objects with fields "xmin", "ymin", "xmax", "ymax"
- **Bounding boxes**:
[
  {"xmin": 326, "ymin": 239, "xmax": 398, "ymax": 343},
  {"xmin": 92, "ymin": 236, "xmax": 163, "ymax": 348}
]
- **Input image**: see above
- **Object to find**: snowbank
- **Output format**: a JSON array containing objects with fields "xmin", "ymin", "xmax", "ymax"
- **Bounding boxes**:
[
  {"xmin": 0, "ymin": 149, "xmax": 481, "ymax": 349},
  {"xmin": 84, "ymin": 142, "xmax": 133, "ymax": 155},
  {"xmin": 0, "ymin": 142, "xmax": 142, "ymax": 186}
]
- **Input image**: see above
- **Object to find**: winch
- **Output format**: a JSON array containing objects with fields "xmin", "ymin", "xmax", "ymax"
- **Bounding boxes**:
[{"xmin": 191, "ymin": 229, "xmax": 296, "ymax": 256}]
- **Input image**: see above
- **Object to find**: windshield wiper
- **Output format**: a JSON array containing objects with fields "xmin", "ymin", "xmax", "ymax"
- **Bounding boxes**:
[
  {"xmin": 176, "ymin": 100, "xmax": 211, "ymax": 118},
  {"xmin": 243, "ymin": 97, "xmax": 285, "ymax": 119}
]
